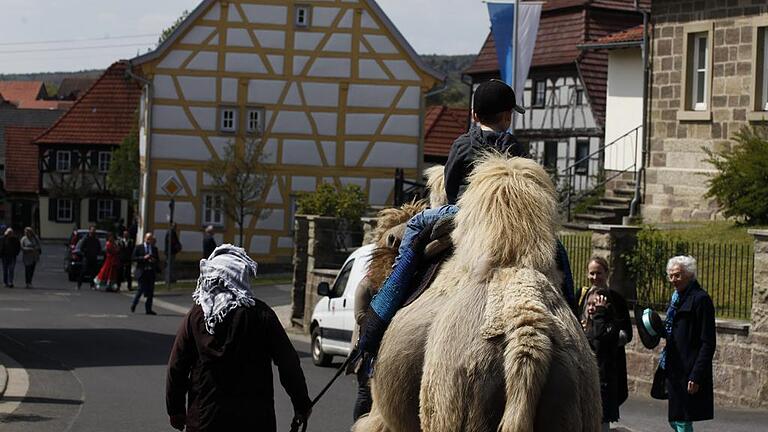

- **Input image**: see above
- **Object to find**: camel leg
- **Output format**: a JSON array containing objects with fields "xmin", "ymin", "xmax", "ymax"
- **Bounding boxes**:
[{"xmin": 419, "ymin": 359, "xmax": 468, "ymax": 432}]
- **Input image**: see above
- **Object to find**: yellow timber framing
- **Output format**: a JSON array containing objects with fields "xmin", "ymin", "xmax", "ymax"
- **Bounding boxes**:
[{"xmin": 138, "ymin": 0, "xmax": 438, "ymax": 261}]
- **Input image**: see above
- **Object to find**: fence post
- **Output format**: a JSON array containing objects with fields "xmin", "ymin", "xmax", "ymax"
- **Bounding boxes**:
[
  {"xmin": 589, "ymin": 224, "xmax": 642, "ymax": 302},
  {"xmin": 748, "ymin": 229, "xmax": 768, "ymax": 335}
]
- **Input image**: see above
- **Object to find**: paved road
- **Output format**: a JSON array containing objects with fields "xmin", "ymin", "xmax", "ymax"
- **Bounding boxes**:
[{"xmin": 0, "ymin": 243, "xmax": 357, "ymax": 431}]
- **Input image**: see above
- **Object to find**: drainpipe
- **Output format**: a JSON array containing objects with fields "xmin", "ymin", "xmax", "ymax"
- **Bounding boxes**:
[
  {"xmin": 125, "ymin": 62, "xmax": 153, "ymax": 240},
  {"xmin": 629, "ymin": 1, "xmax": 649, "ymax": 221}
]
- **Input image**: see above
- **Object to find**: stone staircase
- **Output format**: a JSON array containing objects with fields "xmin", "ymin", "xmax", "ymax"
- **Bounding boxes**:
[{"xmin": 562, "ymin": 181, "xmax": 636, "ymax": 231}]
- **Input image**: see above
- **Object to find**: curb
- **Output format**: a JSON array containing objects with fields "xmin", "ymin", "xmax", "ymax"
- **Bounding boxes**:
[{"xmin": 0, "ymin": 363, "xmax": 6, "ymax": 400}]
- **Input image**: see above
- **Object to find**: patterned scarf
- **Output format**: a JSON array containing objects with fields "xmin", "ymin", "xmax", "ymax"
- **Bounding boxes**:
[
  {"xmin": 659, "ymin": 285, "xmax": 690, "ymax": 370},
  {"xmin": 193, "ymin": 244, "xmax": 258, "ymax": 334}
]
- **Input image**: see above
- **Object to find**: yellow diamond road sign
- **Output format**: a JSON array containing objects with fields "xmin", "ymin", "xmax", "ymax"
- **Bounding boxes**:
[{"xmin": 161, "ymin": 176, "xmax": 183, "ymax": 197}]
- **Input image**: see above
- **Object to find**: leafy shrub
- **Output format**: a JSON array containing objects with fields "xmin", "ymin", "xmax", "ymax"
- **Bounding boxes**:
[
  {"xmin": 297, "ymin": 183, "xmax": 368, "ymax": 223},
  {"xmin": 622, "ymin": 226, "xmax": 689, "ymax": 306},
  {"xmin": 704, "ymin": 126, "xmax": 768, "ymax": 225}
]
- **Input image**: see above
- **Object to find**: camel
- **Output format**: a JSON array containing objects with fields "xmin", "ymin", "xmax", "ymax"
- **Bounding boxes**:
[{"xmin": 353, "ymin": 155, "xmax": 601, "ymax": 432}]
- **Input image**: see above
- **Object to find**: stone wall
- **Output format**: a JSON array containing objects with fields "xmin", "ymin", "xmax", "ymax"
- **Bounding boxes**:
[{"xmin": 643, "ymin": 0, "xmax": 768, "ymax": 222}]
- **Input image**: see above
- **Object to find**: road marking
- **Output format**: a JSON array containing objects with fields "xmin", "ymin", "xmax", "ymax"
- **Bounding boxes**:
[
  {"xmin": 0, "ymin": 351, "xmax": 30, "ymax": 415},
  {"xmin": 0, "ymin": 308, "xmax": 31, "ymax": 312},
  {"xmin": 75, "ymin": 313, "xmax": 128, "ymax": 319}
]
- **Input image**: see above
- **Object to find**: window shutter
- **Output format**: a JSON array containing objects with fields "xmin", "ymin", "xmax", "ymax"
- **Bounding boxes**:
[
  {"xmin": 48, "ymin": 198, "xmax": 58, "ymax": 221},
  {"xmin": 88, "ymin": 199, "xmax": 97, "ymax": 222},
  {"xmin": 90, "ymin": 151, "xmax": 99, "ymax": 170},
  {"xmin": 113, "ymin": 200, "xmax": 122, "ymax": 219}
]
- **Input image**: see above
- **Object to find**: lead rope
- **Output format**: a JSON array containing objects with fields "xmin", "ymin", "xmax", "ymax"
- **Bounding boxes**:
[{"xmin": 289, "ymin": 353, "xmax": 355, "ymax": 432}]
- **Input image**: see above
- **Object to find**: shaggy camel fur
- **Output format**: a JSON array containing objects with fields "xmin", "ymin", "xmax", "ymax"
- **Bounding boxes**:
[{"xmin": 353, "ymin": 155, "xmax": 601, "ymax": 432}]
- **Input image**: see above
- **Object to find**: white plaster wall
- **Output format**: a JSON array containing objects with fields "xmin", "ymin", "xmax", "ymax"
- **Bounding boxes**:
[
  {"xmin": 321, "ymin": 141, "xmax": 336, "ymax": 165},
  {"xmin": 308, "ymin": 58, "xmax": 350, "ymax": 78},
  {"xmin": 325, "ymin": 33, "xmax": 351, "ymax": 52},
  {"xmin": 344, "ymin": 141, "xmax": 368, "ymax": 166},
  {"xmin": 189, "ymin": 107, "xmax": 216, "ymax": 131},
  {"xmin": 273, "ymin": 111, "xmax": 312, "ymax": 134},
  {"xmin": 345, "ymin": 113, "xmax": 384, "ymax": 135},
  {"xmin": 154, "ymin": 200, "xmax": 172, "ymax": 223},
  {"xmin": 203, "ymin": 4, "xmax": 220, "ymax": 20},
  {"xmin": 186, "ymin": 51, "xmax": 218, "ymax": 71},
  {"xmin": 152, "ymin": 134, "xmax": 211, "ymax": 161},
  {"xmin": 293, "ymin": 56, "xmax": 309, "ymax": 75},
  {"xmin": 363, "ymin": 142, "xmax": 417, "ymax": 168},
  {"xmin": 182, "ymin": 26, "xmax": 215, "ymax": 44},
  {"xmin": 256, "ymin": 209, "xmax": 285, "ymax": 230},
  {"xmin": 227, "ymin": 28, "xmax": 253, "ymax": 47},
  {"xmin": 267, "ymin": 55, "xmax": 284, "ymax": 74},
  {"xmin": 294, "ymin": 32, "xmax": 324, "ymax": 51},
  {"xmin": 158, "ymin": 50, "xmax": 192, "ymax": 69},
  {"xmin": 153, "ymin": 105, "xmax": 193, "ymax": 130},
  {"xmin": 338, "ymin": 9, "xmax": 353, "ymax": 28},
  {"xmin": 265, "ymin": 177, "xmax": 283, "ymax": 204},
  {"xmin": 302, "ymin": 82, "xmax": 338, "ymax": 106},
  {"xmin": 369, "ymin": 178, "xmax": 392, "ymax": 205},
  {"xmin": 222, "ymin": 78, "xmax": 238, "ymax": 103},
  {"xmin": 178, "ymin": 76, "xmax": 216, "ymax": 102},
  {"xmin": 340, "ymin": 177, "xmax": 366, "ymax": 188},
  {"xmin": 605, "ymin": 48, "xmax": 643, "ymax": 172},
  {"xmin": 382, "ymin": 115, "xmax": 419, "ymax": 137},
  {"xmin": 181, "ymin": 170, "xmax": 197, "ymax": 196},
  {"xmin": 397, "ymin": 86, "xmax": 421, "ymax": 109},
  {"xmin": 311, "ymin": 112, "xmax": 337, "ymax": 136},
  {"xmin": 208, "ymin": 35, "xmax": 219, "ymax": 45},
  {"xmin": 209, "ymin": 136, "xmax": 234, "ymax": 159},
  {"xmin": 384, "ymin": 60, "xmax": 419, "ymax": 81},
  {"xmin": 249, "ymin": 235, "xmax": 272, "ymax": 254},
  {"xmin": 361, "ymin": 10, "xmax": 378, "ymax": 29},
  {"xmin": 254, "ymin": 30, "xmax": 285, "ymax": 49},
  {"xmin": 364, "ymin": 35, "xmax": 396, "ymax": 54},
  {"xmin": 262, "ymin": 139, "xmax": 278, "ymax": 164},
  {"xmin": 248, "ymin": 80, "xmax": 286, "ymax": 105},
  {"xmin": 228, "ymin": 5, "xmax": 242, "ymax": 22},
  {"xmin": 172, "ymin": 202, "xmax": 196, "ymax": 225},
  {"xmin": 347, "ymin": 84, "xmax": 399, "ymax": 107},
  {"xmin": 283, "ymin": 83, "xmax": 302, "ymax": 106},
  {"xmin": 180, "ymin": 231, "xmax": 203, "ymax": 252},
  {"xmin": 241, "ymin": 4, "xmax": 287, "ymax": 25},
  {"xmin": 153, "ymin": 75, "xmax": 178, "ymax": 99},
  {"xmin": 292, "ymin": 176, "xmax": 316, "ymax": 192},
  {"xmin": 283, "ymin": 140, "xmax": 322, "ymax": 165},
  {"xmin": 312, "ymin": 7, "xmax": 340, "ymax": 27},
  {"xmin": 225, "ymin": 53, "xmax": 267, "ymax": 74},
  {"xmin": 358, "ymin": 60, "xmax": 388, "ymax": 80}
]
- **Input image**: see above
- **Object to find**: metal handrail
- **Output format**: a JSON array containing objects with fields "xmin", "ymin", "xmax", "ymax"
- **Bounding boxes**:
[{"xmin": 560, "ymin": 125, "xmax": 642, "ymax": 175}]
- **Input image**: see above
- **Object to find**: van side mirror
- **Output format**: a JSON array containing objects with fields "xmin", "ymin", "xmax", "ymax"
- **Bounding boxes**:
[{"xmin": 317, "ymin": 282, "xmax": 330, "ymax": 297}]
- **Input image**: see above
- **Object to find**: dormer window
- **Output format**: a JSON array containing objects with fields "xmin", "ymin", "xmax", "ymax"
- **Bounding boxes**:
[{"xmin": 295, "ymin": 5, "xmax": 310, "ymax": 28}]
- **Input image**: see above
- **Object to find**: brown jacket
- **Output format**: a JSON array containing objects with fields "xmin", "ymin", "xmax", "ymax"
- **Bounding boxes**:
[{"xmin": 166, "ymin": 303, "xmax": 311, "ymax": 432}]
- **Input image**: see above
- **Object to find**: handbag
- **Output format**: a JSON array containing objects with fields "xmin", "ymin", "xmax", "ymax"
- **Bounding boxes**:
[{"xmin": 651, "ymin": 365, "xmax": 668, "ymax": 400}]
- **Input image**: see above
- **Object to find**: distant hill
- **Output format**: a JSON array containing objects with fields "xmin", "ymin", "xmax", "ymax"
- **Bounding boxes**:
[
  {"xmin": 0, "ymin": 70, "xmax": 103, "ymax": 97},
  {"xmin": 420, "ymin": 54, "xmax": 476, "ymax": 108}
]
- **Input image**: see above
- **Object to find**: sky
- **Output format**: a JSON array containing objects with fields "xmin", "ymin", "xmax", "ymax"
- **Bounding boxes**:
[{"xmin": 0, "ymin": 0, "xmax": 491, "ymax": 75}]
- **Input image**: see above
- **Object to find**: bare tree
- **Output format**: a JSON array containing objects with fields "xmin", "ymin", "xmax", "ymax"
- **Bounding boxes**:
[{"xmin": 204, "ymin": 136, "xmax": 269, "ymax": 247}]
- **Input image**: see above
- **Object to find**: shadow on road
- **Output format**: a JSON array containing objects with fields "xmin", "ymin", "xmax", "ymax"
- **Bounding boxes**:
[{"xmin": 0, "ymin": 413, "xmax": 52, "ymax": 423}]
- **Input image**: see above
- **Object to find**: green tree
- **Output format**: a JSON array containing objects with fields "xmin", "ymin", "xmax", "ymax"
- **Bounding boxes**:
[
  {"xmin": 158, "ymin": 10, "xmax": 190, "ymax": 46},
  {"xmin": 204, "ymin": 137, "xmax": 269, "ymax": 247},
  {"xmin": 703, "ymin": 126, "xmax": 768, "ymax": 225},
  {"xmin": 107, "ymin": 128, "xmax": 140, "ymax": 202}
]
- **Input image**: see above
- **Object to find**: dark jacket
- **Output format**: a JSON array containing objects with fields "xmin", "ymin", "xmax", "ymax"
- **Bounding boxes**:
[
  {"xmin": 118, "ymin": 237, "xmax": 135, "ymax": 264},
  {"xmin": 0, "ymin": 235, "xmax": 21, "ymax": 260},
  {"xmin": 661, "ymin": 280, "xmax": 716, "ymax": 422},
  {"xmin": 585, "ymin": 305, "xmax": 620, "ymax": 423},
  {"xmin": 166, "ymin": 303, "xmax": 311, "ymax": 432},
  {"xmin": 78, "ymin": 235, "xmax": 102, "ymax": 260},
  {"xmin": 203, "ymin": 235, "xmax": 217, "ymax": 259},
  {"xmin": 133, "ymin": 243, "xmax": 159, "ymax": 281},
  {"xmin": 444, "ymin": 126, "xmax": 526, "ymax": 204}
]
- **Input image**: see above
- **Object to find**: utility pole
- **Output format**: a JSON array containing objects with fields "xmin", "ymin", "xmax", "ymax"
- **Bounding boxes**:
[{"xmin": 165, "ymin": 198, "xmax": 175, "ymax": 288}]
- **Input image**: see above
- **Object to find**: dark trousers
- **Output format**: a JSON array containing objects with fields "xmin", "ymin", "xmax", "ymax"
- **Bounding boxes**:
[
  {"xmin": 2, "ymin": 256, "xmax": 16, "ymax": 286},
  {"xmin": 120, "ymin": 263, "xmax": 133, "ymax": 290},
  {"xmin": 78, "ymin": 257, "xmax": 98, "ymax": 288},
  {"xmin": 132, "ymin": 275, "xmax": 155, "ymax": 312},
  {"xmin": 353, "ymin": 363, "xmax": 373, "ymax": 420},
  {"xmin": 24, "ymin": 262, "xmax": 36, "ymax": 285}
]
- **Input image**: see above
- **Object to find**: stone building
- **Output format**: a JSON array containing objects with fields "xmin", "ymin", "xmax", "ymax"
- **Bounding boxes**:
[{"xmin": 643, "ymin": 0, "xmax": 768, "ymax": 222}]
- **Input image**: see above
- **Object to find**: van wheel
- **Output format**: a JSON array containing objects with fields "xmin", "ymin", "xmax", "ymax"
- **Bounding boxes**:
[{"xmin": 311, "ymin": 327, "xmax": 332, "ymax": 367}]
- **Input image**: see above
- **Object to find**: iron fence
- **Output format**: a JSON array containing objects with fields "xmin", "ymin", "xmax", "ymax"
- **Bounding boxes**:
[
  {"xmin": 631, "ymin": 239, "xmax": 754, "ymax": 320},
  {"xmin": 559, "ymin": 231, "xmax": 593, "ymax": 289}
]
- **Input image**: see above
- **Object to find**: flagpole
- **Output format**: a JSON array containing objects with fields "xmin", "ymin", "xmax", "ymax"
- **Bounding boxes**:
[{"xmin": 511, "ymin": 0, "xmax": 519, "ymax": 133}]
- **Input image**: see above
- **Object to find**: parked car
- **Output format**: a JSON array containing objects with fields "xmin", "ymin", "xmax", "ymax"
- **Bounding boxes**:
[
  {"xmin": 310, "ymin": 243, "xmax": 374, "ymax": 367},
  {"xmin": 65, "ymin": 229, "xmax": 108, "ymax": 282}
]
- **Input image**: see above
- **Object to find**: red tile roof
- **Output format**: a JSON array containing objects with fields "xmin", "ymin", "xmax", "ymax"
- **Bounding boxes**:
[
  {"xmin": 0, "ymin": 81, "xmax": 62, "ymax": 109},
  {"xmin": 5, "ymin": 126, "xmax": 46, "ymax": 193},
  {"xmin": 586, "ymin": 24, "xmax": 644, "ymax": 45},
  {"xmin": 424, "ymin": 106, "xmax": 469, "ymax": 158},
  {"xmin": 35, "ymin": 61, "xmax": 141, "ymax": 146}
]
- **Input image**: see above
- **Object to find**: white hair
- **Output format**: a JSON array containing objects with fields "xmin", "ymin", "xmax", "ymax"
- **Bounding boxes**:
[{"xmin": 666, "ymin": 255, "xmax": 697, "ymax": 279}]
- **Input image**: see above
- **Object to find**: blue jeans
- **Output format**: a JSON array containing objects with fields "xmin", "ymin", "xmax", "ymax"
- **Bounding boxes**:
[
  {"xmin": 394, "ymin": 204, "xmax": 459, "ymax": 266},
  {"xmin": 2, "ymin": 256, "xmax": 16, "ymax": 286}
]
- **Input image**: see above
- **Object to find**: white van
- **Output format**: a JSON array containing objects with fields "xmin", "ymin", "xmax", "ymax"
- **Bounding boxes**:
[{"xmin": 310, "ymin": 243, "xmax": 374, "ymax": 366}]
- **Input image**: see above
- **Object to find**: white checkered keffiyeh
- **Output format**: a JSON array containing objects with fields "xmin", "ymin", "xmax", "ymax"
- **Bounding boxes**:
[{"xmin": 193, "ymin": 244, "xmax": 258, "ymax": 334}]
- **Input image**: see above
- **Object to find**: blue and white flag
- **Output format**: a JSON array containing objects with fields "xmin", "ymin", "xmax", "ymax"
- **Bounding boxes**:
[{"xmin": 487, "ymin": 1, "xmax": 542, "ymax": 100}]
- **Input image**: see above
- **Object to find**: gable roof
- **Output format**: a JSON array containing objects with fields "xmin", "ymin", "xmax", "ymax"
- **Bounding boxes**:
[
  {"xmin": 5, "ymin": 126, "xmax": 46, "ymax": 193},
  {"xmin": 423, "ymin": 106, "xmax": 468, "ymax": 158},
  {"xmin": 57, "ymin": 78, "xmax": 97, "ymax": 100},
  {"xmin": 0, "ymin": 107, "xmax": 65, "ymax": 163},
  {"xmin": 35, "ymin": 61, "xmax": 142, "ymax": 146},
  {"xmin": 130, "ymin": 0, "xmax": 443, "ymax": 82},
  {"xmin": 0, "ymin": 81, "xmax": 62, "ymax": 109}
]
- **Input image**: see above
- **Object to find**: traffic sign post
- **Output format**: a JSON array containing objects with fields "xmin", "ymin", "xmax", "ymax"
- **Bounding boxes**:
[{"xmin": 161, "ymin": 176, "xmax": 183, "ymax": 289}]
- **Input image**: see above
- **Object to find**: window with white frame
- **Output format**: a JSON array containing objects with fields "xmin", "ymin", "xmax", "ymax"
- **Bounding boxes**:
[
  {"xmin": 575, "ymin": 140, "xmax": 590, "ymax": 175},
  {"xmin": 691, "ymin": 33, "xmax": 709, "ymax": 111},
  {"xmin": 220, "ymin": 108, "xmax": 237, "ymax": 133},
  {"xmin": 575, "ymin": 88, "xmax": 584, "ymax": 106},
  {"xmin": 203, "ymin": 193, "xmax": 224, "ymax": 226},
  {"xmin": 98, "ymin": 151, "xmax": 111, "ymax": 173},
  {"xmin": 56, "ymin": 151, "xmax": 71, "ymax": 172},
  {"xmin": 97, "ymin": 199, "xmax": 114, "ymax": 221},
  {"xmin": 295, "ymin": 5, "xmax": 310, "ymax": 28},
  {"xmin": 532, "ymin": 80, "xmax": 546, "ymax": 108},
  {"xmin": 57, "ymin": 199, "xmax": 73, "ymax": 222},
  {"xmin": 246, "ymin": 108, "xmax": 264, "ymax": 134}
]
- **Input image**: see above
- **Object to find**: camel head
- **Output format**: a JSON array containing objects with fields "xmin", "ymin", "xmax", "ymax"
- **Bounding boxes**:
[{"xmin": 451, "ymin": 154, "xmax": 557, "ymax": 278}]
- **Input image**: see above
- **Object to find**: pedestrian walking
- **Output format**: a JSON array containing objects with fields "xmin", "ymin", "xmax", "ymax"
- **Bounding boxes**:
[
  {"xmin": 20, "ymin": 227, "xmax": 42, "ymax": 289},
  {"xmin": 130, "ymin": 232, "xmax": 159, "ymax": 315},
  {"xmin": 202, "ymin": 225, "xmax": 216, "ymax": 259},
  {"xmin": 0, "ymin": 228, "xmax": 21, "ymax": 288},
  {"xmin": 582, "ymin": 288, "xmax": 620, "ymax": 431},
  {"xmin": 118, "ymin": 230, "xmax": 135, "ymax": 291},
  {"xmin": 166, "ymin": 244, "xmax": 311, "ymax": 432},
  {"xmin": 94, "ymin": 233, "xmax": 121, "ymax": 292},
  {"xmin": 76, "ymin": 226, "xmax": 102, "ymax": 290}
]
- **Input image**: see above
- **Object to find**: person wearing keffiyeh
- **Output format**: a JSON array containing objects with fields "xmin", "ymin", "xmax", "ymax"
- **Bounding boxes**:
[
  {"xmin": 656, "ymin": 256, "xmax": 716, "ymax": 432},
  {"xmin": 166, "ymin": 244, "xmax": 311, "ymax": 432}
]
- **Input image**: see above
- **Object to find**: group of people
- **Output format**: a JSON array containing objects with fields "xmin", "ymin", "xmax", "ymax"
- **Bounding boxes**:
[
  {"xmin": 0, "ymin": 226, "xmax": 42, "ymax": 289},
  {"xmin": 73, "ymin": 226, "xmax": 137, "ymax": 292},
  {"xmin": 162, "ymin": 80, "xmax": 716, "ymax": 432}
]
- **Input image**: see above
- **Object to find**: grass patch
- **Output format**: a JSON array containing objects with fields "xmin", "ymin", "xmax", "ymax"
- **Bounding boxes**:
[{"xmin": 654, "ymin": 221, "xmax": 768, "ymax": 244}]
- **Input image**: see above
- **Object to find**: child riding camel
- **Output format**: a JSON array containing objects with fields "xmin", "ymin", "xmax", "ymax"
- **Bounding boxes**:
[{"xmin": 358, "ymin": 79, "xmax": 576, "ymax": 358}]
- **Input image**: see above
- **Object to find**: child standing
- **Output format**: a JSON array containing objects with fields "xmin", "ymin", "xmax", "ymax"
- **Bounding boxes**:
[{"xmin": 583, "ymin": 288, "xmax": 621, "ymax": 431}]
